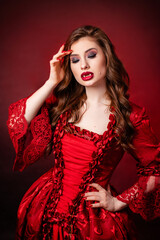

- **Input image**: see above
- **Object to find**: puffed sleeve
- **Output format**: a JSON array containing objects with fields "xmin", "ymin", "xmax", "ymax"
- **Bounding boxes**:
[
  {"xmin": 7, "ymin": 94, "xmax": 56, "ymax": 172},
  {"xmin": 116, "ymin": 103, "xmax": 160, "ymax": 221}
]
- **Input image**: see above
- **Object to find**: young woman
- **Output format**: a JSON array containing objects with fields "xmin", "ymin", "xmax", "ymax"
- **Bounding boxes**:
[{"xmin": 7, "ymin": 25, "xmax": 160, "ymax": 239}]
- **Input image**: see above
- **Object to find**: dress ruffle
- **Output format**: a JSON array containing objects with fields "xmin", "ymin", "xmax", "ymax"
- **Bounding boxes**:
[{"xmin": 41, "ymin": 110, "xmax": 131, "ymax": 239}]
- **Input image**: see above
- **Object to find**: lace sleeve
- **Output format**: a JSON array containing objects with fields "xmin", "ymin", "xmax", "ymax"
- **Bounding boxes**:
[
  {"xmin": 7, "ymin": 95, "xmax": 55, "ymax": 172},
  {"xmin": 116, "ymin": 104, "xmax": 160, "ymax": 221}
]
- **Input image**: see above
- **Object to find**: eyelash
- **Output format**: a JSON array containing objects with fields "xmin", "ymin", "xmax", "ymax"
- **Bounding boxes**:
[
  {"xmin": 71, "ymin": 58, "xmax": 80, "ymax": 63},
  {"xmin": 88, "ymin": 53, "xmax": 97, "ymax": 58},
  {"xmin": 71, "ymin": 52, "xmax": 97, "ymax": 64}
]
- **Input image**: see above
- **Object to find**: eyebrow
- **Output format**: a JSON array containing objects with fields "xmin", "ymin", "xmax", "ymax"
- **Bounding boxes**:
[{"xmin": 70, "ymin": 48, "xmax": 97, "ymax": 57}]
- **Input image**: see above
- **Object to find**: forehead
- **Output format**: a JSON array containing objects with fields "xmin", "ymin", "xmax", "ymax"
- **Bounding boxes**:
[{"xmin": 70, "ymin": 37, "xmax": 100, "ymax": 52}]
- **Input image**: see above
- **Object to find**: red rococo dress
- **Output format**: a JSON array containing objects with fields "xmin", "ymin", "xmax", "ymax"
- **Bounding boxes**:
[{"xmin": 7, "ymin": 95, "xmax": 160, "ymax": 240}]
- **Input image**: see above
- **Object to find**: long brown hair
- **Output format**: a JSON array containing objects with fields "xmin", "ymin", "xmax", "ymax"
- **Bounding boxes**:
[{"xmin": 48, "ymin": 25, "xmax": 134, "ymax": 151}]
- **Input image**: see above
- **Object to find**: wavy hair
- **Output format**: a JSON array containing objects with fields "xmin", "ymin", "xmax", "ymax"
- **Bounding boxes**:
[{"xmin": 48, "ymin": 25, "xmax": 134, "ymax": 152}]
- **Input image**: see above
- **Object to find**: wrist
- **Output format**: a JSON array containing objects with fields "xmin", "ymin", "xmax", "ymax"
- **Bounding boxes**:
[{"xmin": 113, "ymin": 197, "xmax": 128, "ymax": 212}]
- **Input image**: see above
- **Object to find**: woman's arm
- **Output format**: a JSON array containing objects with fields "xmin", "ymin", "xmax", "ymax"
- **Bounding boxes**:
[
  {"xmin": 24, "ymin": 45, "xmax": 72, "ymax": 124},
  {"xmin": 84, "ymin": 104, "xmax": 160, "ymax": 217},
  {"xmin": 24, "ymin": 80, "xmax": 56, "ymax": 124},
  {"xmin": 116, "ymin": 104, "xmax": 160, "ymax": 220}
]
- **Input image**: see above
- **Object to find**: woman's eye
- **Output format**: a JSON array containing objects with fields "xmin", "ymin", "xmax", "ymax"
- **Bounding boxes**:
[
  {"xmin": 88, "ymin": 52, "xmax": 97, "ymax": 58},
  {"xmin": 71, "ymin": 58, "xmax": 79, "ymax": 63}
]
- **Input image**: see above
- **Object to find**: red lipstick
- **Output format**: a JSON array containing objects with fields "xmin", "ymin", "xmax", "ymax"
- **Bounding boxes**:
[{"xmin": 81, "ymin": 72, "xmax": 94, "ymax": 81}]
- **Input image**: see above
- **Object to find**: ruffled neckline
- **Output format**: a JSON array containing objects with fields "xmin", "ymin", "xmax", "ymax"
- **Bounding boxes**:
[{"xmin": 66, "ymin": 110, "xmax": 115, "ymax": 141}]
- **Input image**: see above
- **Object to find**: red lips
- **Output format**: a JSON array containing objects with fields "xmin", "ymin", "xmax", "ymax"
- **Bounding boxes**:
[{"xmin": 81, "ymin": 72, "xmax": 94, "ymax": 81}]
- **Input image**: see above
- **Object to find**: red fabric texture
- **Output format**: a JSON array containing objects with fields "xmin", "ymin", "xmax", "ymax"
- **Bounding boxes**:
[
  {"xmin": 116, "ymin": 104, "xmax": 160, "ymax": 221},
  {"xmin": 7, "ymin": 96, "xmax": 160, "ymax": 239},
  {"xmin": 7, "ymin": 96, "xmax": 54, "ymax": 171}
]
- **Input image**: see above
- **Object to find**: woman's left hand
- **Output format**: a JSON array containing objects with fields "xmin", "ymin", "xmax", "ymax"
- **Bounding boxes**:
[{"xmin": 84, "ymin": 183, "xmax": 127, "ymax": 212}]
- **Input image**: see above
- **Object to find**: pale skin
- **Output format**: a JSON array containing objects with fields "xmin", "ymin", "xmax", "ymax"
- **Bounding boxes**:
[{"xmin": 24, "ymin": 37, "xmax": 127, "ymax": 212}]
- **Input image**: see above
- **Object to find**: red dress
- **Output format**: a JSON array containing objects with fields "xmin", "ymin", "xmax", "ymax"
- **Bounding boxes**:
[{"xmin": 7, "ymin": 96, "xmax": 160, "ymax": 239}]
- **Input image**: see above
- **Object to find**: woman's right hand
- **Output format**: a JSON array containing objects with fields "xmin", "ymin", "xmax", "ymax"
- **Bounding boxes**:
[{"xmin": 48, "ymin": 44, "xmax": 72, "ymax": 86}]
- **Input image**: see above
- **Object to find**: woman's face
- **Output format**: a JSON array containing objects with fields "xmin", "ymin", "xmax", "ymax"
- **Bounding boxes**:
[{"xmin": 70, "ymin": 37, "xmax": 107, "ymax": 87}]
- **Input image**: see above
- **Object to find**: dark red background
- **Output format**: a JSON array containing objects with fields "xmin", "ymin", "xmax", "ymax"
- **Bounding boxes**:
[{"xmin": 1, "ymin": 0, "xmax": 160, "ymax": 239}]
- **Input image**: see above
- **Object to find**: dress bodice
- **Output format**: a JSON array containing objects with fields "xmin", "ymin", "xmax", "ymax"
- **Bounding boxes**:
[
  {"xmin": 54, "ymin": 111, "xmax": 124, "ymax": 214},
  {"xmin": 56, "ymin": 133, "xmax": 97, "ymax": 213}
]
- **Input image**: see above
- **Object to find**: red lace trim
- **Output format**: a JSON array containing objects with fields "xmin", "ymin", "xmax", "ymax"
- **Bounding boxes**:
[
  {"xmin": 7, "ymin": 98, "xmax": 52, "ymax": 171},
  {"xmin": 42, "ymin": 110, "xmax": 117, "ymax": 239},
  {"xmin": 7, "ymin": 98, "xmax": 29, "ymax": 171},
  {"xmin": 117, "ymin": 175, "xmax": 160, "ymax": 221}
]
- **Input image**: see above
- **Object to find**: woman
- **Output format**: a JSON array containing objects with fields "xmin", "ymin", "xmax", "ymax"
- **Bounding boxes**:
[{"xmin": 7, "ymin": 25, "xmax": 160, "ymax": 239}]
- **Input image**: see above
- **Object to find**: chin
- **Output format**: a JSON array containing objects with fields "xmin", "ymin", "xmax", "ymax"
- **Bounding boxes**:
[{"xmin": 80, "ymin": 81, "xmax": 96, "ymax": 87}]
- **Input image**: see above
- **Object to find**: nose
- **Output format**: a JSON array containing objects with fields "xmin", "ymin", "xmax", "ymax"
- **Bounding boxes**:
[{"xmin": 81, "ymin": 58, "xmax": 89, "ymax": 70}]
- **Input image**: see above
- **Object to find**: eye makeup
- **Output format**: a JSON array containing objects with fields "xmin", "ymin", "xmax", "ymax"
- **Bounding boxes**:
[
  {"xmin": 70, "ymin": 57, "xmax": 80, "ymax": 63},
  {"xmin": 87, "ymin": 50, "xmax": 97, "ymax": 58},
  {"xmin": 70, "ymin": 48, "xmax": 97, "ymax": 63}
]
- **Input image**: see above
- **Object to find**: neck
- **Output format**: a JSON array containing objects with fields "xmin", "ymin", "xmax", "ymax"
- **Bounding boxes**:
[{"xmin": 85, "ymin": 81, "xmax": 111, "ymax": 106}]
